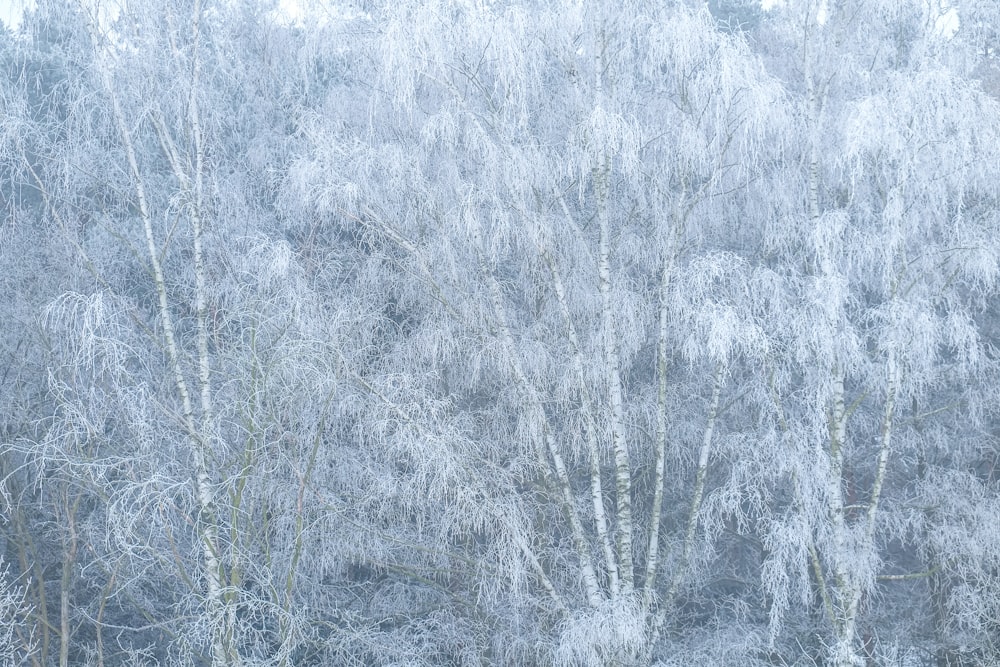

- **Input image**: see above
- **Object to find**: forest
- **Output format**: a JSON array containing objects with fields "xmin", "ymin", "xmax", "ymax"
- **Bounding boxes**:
[{"xmin": 2, "ymin": 0, "xmax": 1000, "ymax": 665}]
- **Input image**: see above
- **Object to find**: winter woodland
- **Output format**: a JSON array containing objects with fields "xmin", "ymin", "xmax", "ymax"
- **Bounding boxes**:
[{"xmin": 2, "ymin": 0, "xmax": 1000, "ymax": 665}]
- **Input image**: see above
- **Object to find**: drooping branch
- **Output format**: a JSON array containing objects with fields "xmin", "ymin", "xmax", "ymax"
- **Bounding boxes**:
[{"xmin": 469, "ymin": 211, "xmax": 604, "ymax": 606}]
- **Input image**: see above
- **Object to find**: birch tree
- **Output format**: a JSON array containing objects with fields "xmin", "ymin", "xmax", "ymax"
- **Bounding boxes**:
[
  {"xmin": 2, "ymin": 1, "xmax": 373, "ymax": 664},
  {"xmin": 294, "ymin": 1, "xmax": 785, "ymax": 662},
  {"xmin": 750, "ymin": 1, "xmax": 1000, "ymax": 663}
]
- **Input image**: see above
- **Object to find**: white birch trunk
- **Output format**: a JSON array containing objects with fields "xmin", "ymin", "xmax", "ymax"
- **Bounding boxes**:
[
  {"xmin": 79, "ymin": 6, "xmax": 236, "ymax": 663},
  {"xmin": 642, "ymin": 256, "xmax": 673, "ymax": 612},
  {"xmin": 836, "ymin": 354, "xmax": 898, "ymax": 666},
  {"xmin": 802, "ymin": 31, "xmax": 863, "ymax": 664},
  {"xmin": 647, "ymin": 364, "xmax": 724, "ymax": 660},
  {"xmin": 471, "ymin": 219, "xmax": 604, "ymax": 605},
  {"xmin": 596, "ymin": 163, "xmax": 634, "ymax": 593},
  {"xmin": 587, "ymin": 8, "xmax": 634, "ymax": 594},
  {"xmin": 671, "ymin": 364, "xmax": 723, "ymax": 601},
  {"xmin": 539, "ymin": 237, "xmax": 619, "ymax": 598}
]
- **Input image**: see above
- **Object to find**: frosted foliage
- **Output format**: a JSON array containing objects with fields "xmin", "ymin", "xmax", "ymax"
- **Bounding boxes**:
[
  {"xmin": 841, "ymin": 66, "xmax": 1000, "ymax": 286},
  {"xmin": 810, "ymin": 210, "xmax": 847, "ymax": 275},
  {"xmin": 675, "ymin": 253, "xmax": 771, "ymax": 364},
  {"xmin": 652, "ymin": 626, "xmax": 769, "ymax": 667},
  {"xmin": 921, "ymin": 470, "xmax": 1000, "ymax": 632},
  {"xmin": 4, "ymin": 0, "xmax": 1000, "ymax": 665},
  {"xmin": 555, "ymin": 596, "xmax": 647, "ymax": 666},
  {"xmin": 761, "ymin": 513, "xmax": 812, "ymax": 644},
  {"xmin": 642, "ymin": 6, "xmax": 786, "ymax": 175},
  {"xmin": 866, "ymin": 295, "xmax": 982, "ymax": 394},
  {"xmin": 569, "ymin": 104, "xmax": 641, "ymax": 181},
  {"xmin": 43, "ymin": 292, "xmax": 128, "ymax": 380},
  {"xmin": 792, "ymin": 273, "xmax": 862, "ymax": 372},
  {"xmin": 377, "ymin": 0, "xmax": 542, "ymax": 120},
  {"xmin": 844, "ymin": 68, "xmax": 1000, "ymax": 189},
  {"xmin": 0, "ymin": 558, "xmax": 33, "ymax": 665}
]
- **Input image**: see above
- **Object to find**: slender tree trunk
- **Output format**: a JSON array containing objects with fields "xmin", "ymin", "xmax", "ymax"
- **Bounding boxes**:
[
  {"xmin": 596, "ymin": 162, "xmax": 634, "ymax": 594},
  {"xmin": 471, "ymin": 215, "xmax": 603, "ymax": 605},
  {"xmin": 547, "ymin": 199, "xmax": 619, "ymax": 597},
  {"xmin": 670, "ymin": 363, "xmax": 724, "ymax": 601},
  {"xmin": 643, "ymin": 249, "xmax": 675, "ymax": 613},
  {"xmin": 648, "ymin": 364, "xmax": 724, "ymax": 660},
  {"xmin": 59, "ymin": 494, "xmax": 79, "ymax": 667},
  {"xmin": 78, "ymin": 5, "xmax": 237, "ymax": 663}
]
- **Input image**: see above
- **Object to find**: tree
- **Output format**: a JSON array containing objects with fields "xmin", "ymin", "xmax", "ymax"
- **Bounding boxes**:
[
  {"xmin": 293, "ymin": 0, "xmax": 789, "ymax": 663},
  {"xmin": 2, "ymin": 1, "xmax": 369, "ymax": 664},
  {"xmin": 749, "ymin": 1, "xmax": 1000, "ymax": 663}
]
